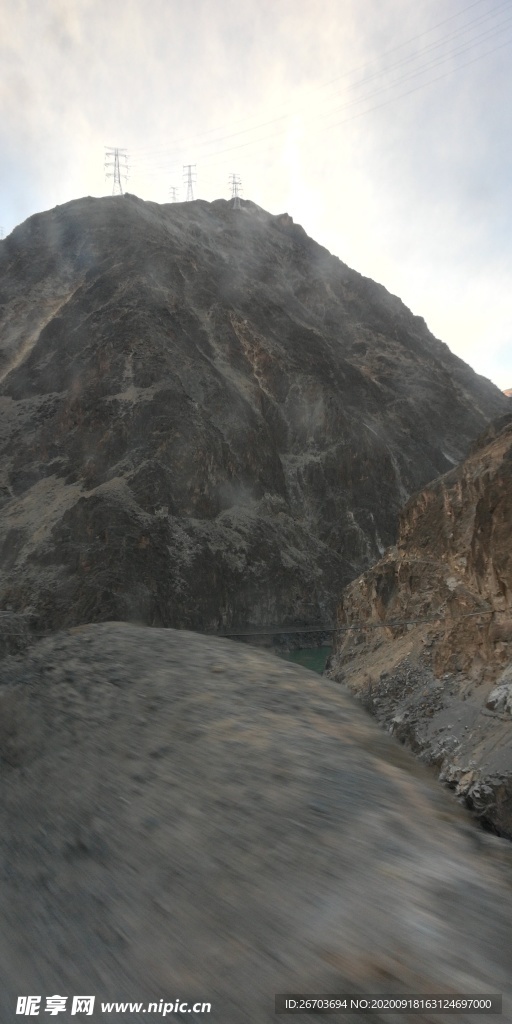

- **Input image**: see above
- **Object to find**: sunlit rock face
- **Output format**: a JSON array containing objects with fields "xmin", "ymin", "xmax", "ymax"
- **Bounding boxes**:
[
  {"xmin": 327, "ymin": 413, "xmax": 512, "ymax": 837},
  {"xmin": 0, "ymin": 195, "xmax": 508, "ymax": 633},
  {"xmin": 1, "ymin": 623, "xmax": 512, "ymax": 1022}
]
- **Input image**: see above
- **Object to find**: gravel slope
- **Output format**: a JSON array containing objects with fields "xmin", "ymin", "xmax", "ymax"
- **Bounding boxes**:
[{"xmin": 1, "ymin": 623, "xmax": 512, "ymax": 1023}]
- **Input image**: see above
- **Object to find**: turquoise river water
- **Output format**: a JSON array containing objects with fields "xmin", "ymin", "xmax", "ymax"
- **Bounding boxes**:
[{"xmin": 276, "ymin": 646, "xmax": 331, "ymax": 675}]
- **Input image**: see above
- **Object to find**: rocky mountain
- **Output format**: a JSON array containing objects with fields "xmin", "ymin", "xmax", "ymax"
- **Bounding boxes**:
[
  {"xmin": 1, "ymin": 623, "xmax": 512, "ymax": 1022},
  {"xmin": 326, "ymin": 412, "xmax": 512, "ymax": 837},
  {"xmin": 0, "ymin": 195, "xmax": 508, "ymax": 636}
]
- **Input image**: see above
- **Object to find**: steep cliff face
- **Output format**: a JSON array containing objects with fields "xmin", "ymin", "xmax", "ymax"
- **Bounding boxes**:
[
  {"xmin": 0, "ymin": 195, "xmax": 508, "ymax": 633},
  {"xmin": 327, "ymin": 413, "xmax": 512, "ymax": 836}
]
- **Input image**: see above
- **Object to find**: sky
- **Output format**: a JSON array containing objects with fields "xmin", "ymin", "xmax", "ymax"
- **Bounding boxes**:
[{"xmin": 1, "ymin": 0, "xmax": 511, "ymax": 390}]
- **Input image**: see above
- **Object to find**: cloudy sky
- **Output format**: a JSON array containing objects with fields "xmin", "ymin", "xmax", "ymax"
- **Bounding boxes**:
[{"xmin": 1, "ymin": 0, "xmax": 511, "ymax": 389}]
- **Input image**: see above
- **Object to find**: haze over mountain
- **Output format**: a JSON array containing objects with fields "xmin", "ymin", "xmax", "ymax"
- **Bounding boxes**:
[{"xmin": 0, "ymin": 194, "xmax": 508, "ymax": 637}]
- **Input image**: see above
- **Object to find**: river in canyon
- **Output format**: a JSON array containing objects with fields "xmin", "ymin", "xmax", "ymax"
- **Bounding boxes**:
[{"xmin": 276, "ymin": 645, "xmax": 331, "ymax": 675}]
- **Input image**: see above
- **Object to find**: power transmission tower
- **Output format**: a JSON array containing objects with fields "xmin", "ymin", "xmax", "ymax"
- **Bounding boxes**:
[
  {"xmin": 0, "ymin": 227, "xmax": 3, "ymax": 239},
  {"xmin": 169, "ymin": 186, "xmax": 179, "ymax": 202},
  {"xmin": 104, "ymin": 147, "xmax": 129, "ymax": 195},
  {"xmin": 183, "ymin": 164, "xmax": 196, "ymax": 202},
  {"xmin": 229, "ymin": 173, "xmax": 242, "ymax": 209}
]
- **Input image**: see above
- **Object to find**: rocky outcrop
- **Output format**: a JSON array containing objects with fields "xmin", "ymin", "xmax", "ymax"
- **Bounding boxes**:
[
  {"xmin": 327, "ymin": 413, "xmax": 512, "ymax": 837},
  {"xmin": 0, "ymin": 195, "xmax": 508, "ymax": 635},
  {"xmin": 1, "ymin": 623, "xmax": 512, "ymax": 1022}
]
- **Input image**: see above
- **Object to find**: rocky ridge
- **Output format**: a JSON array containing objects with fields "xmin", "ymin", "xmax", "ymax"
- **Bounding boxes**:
[
  {"xmin": 326, "ymin": 413, "xmax": 512, "ymax": 837},
  {"xmin": 0, "ymin": 194, "xmax": 508, "ymax": 636}
]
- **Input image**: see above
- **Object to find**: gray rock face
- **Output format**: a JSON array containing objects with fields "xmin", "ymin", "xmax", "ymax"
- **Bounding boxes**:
[
  {"xmin": 327, "ymin": 414, "xmax": 512, "ymax": 837},
  {"xmin": 1, "ymin": 623, "xmax": 512, "ymax": 1023},
  {"xmin": 0, "ymin": 195, "xmax": 508, "ymax": 634}
]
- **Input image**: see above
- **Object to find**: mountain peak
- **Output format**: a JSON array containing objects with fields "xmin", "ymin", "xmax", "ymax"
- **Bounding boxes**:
[{"xmin": 0, "ymin": 196, "xmax": 508, "ymax": 635}]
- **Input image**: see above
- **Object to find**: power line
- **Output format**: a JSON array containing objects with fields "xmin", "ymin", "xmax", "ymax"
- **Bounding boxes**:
[
  {"xmin": 318, "ymin": 34, "xmax": 512, "ymax": 137},
  {"xmin": 187, "ymin": 30, "xmax": 512, "ymax": 175},
  {"xmin": 317, "ymin": 11, "xmax": 512, "ymax": 132},
  {"xmin": 299, "ymin": 0, "xmax": 499, "ymax": 100},
  {"xmin": 0, "ymin": 608, "xmax": 498, "ymax": 642},
  {"xmin": 127, "ymin": 1, "xmax": 512, "ymax": 179},
  {"xmin": 213, "ymin": 608, "xmax": 495, "ymax": 637},
  {"xmin": 124, "ymin": 19, "xmax": 511, "ymax": 194},
  {"xmin": 129, "ymin": 0, "xmax": 505, "ymax": 165},
  {"xmin": 318, "ymin": 0, "xmax": 512, "ymax": 116}
]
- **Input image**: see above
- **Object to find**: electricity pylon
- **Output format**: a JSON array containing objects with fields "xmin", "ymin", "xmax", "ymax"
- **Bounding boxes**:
[
  {"xmin": 169, "ymin": 186, "xmax": 179, "ymax": 202},
  {"xmin": 229, "ymin": 173, "xmax": 242, "ymax": 209},
  {"xmin": 183, "ymin": 164, "xmax": 196, "ymax": 201},
  {"xmin": 104, "ymin": 147, "xmax": 129, "ymax": 195}
]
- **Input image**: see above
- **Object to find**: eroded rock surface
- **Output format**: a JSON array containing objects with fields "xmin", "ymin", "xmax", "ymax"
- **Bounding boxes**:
[
  {"xmin": 1, "ymin": 623, "xmax": 512, "ymax": 1022},
  {"xmin": 0, "ymin": 196, "xmax": 508, "ymax": 634},
  {"xmin": 327, "ymin": 414, "xmax": 512, "ymax": 837}
]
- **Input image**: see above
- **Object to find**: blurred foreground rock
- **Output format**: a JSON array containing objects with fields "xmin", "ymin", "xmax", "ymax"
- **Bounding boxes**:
[{"xmin": 1, "ymin": 623, "xmax": 512, "ymax": 1022}]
